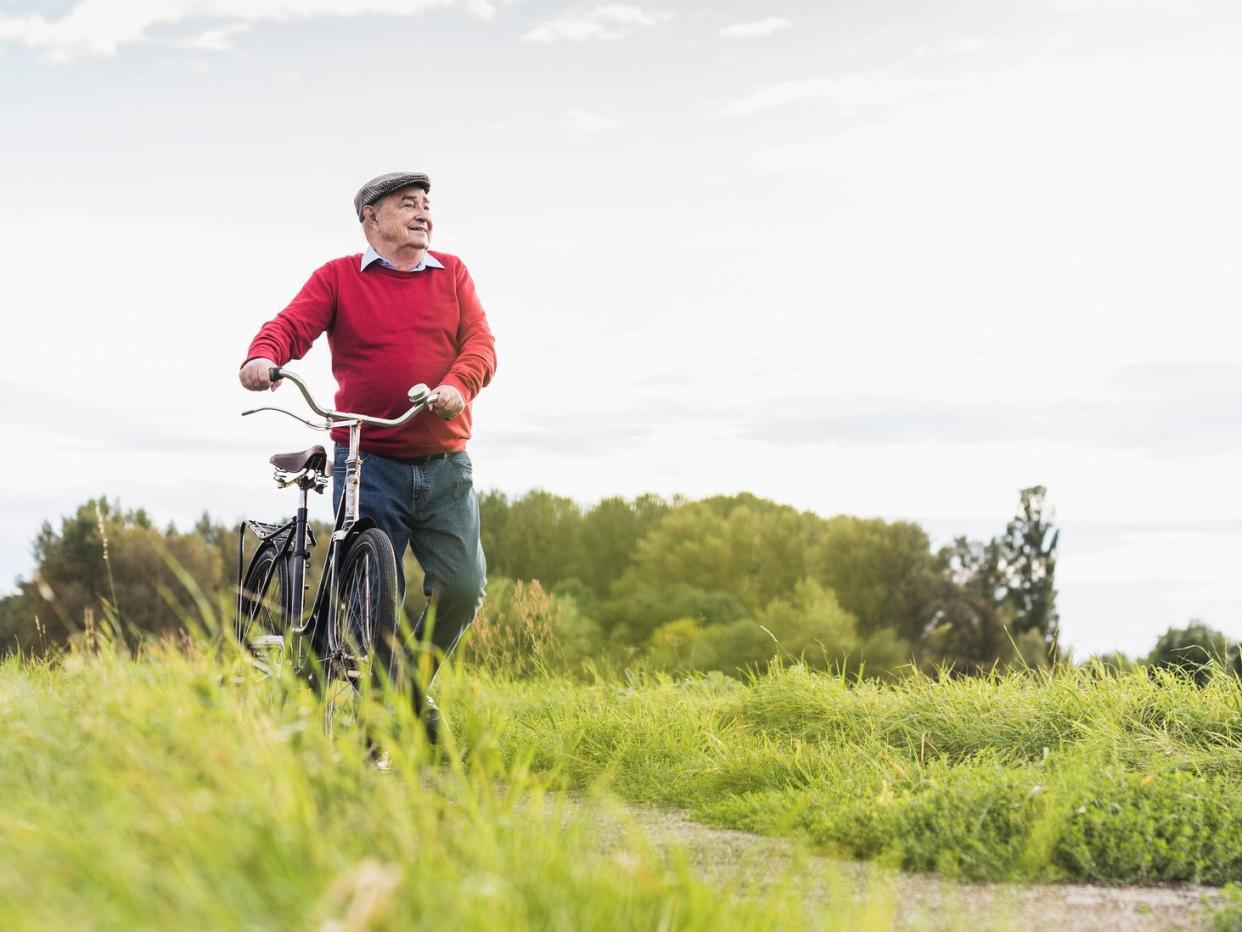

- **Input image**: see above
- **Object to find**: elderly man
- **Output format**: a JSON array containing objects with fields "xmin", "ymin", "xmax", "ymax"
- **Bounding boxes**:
[{"xmin": 239, "ymin": 172, "xmax": 496, "ymax": 739}]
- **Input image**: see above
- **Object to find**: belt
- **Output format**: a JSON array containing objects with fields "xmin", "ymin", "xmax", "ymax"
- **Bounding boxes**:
[
  {"xmin": 335, "ymin": 445, "xmax": 458, "ymax": 466},
  {"xmin": 392, "ymin": 451, "xmax": 455, "ymax": 466}
]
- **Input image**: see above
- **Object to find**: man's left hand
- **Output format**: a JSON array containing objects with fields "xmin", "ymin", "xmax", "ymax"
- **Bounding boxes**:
[{"xmin": 432, "ymin": 384, "xmax": 465, "ymax": 420}]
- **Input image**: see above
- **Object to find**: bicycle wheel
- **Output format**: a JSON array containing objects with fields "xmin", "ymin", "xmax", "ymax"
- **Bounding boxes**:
[
  {"xmin": 237, "ymin": 542, "xmax": 291, "ymax": 671},
  {"xmin": 324, "ymin": 528, "xmax": 399, "ymax": 730}
]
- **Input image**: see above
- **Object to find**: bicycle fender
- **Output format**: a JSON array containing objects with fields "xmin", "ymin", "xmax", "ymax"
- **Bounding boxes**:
[
  {"xmin": 236, "ymin": 536, "xmax": 292, "ymax": 638},
  {"xmin": 338, "ymin": 517, "xmax": 378, "ymax": 550},
  {"xmin": 306, "ymin": 518, "xmax": 381, "ymax": 637},
  {"xmin": 239, "ymin": 534, "xmax": 291, "ymax": 594}
]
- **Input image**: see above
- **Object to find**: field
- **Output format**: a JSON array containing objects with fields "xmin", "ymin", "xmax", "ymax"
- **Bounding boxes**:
[
  {"xmin": 452, "ymin": 662, "xmax": 1242, "ymax": 885},
  {"xmin": 3, "ymin": 636, "xmax": 1241, "ymax": 929}
]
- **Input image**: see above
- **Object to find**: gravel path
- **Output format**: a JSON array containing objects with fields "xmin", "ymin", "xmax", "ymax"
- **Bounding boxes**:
[{"xmin": 570, "ymin": 798, "xmax": 1225, "ymax": 930}]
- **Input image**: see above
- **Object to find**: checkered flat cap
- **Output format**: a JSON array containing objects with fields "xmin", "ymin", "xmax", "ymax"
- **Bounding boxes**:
[{"xmin": 354, "ymin": 172, "xmax": 431, "ymax": 220}]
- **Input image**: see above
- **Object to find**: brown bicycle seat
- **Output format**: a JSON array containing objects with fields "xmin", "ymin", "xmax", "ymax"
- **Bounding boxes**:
[{"xmin": 269, "ymin": 445, "xmax": 328, "ymax": 473}]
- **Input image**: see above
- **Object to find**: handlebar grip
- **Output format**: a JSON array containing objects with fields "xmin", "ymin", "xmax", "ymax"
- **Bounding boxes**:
[{"xmin": 268, "ymin": 367, "xmax": 283, "ymax": 383}]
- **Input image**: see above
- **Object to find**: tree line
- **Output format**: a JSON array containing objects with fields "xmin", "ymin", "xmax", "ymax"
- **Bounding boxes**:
[
  {"xmin": 0, "ymin": 486, "xmax": 1075, "ymax": 677},
  {"xmin": 472, "ymin": 485, "xmax": 1061, "ymax": 675}
]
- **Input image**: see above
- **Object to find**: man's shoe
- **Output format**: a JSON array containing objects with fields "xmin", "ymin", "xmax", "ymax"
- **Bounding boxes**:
[
  {"xmin": 419, "ymin": 694, "xmax": 441, "ymax": 746},
  {"xmin": 363, "ymin": 729, "xmax": 391, "ymax": 769}
]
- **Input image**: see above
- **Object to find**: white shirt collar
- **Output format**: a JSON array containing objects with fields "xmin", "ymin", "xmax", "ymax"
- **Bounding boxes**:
[{"xmin": 361, "ymin": 245, "xmax": 445, "ymax": 272}]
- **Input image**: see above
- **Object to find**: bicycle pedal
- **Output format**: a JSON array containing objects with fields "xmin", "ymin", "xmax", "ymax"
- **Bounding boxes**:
[
  {"xmin": 249, "ymin": 636, "xmax": 285, "ymax": 650},
  {"xmin": 345, "ymin": 669, "xmax": 361, "ymax": 680}
]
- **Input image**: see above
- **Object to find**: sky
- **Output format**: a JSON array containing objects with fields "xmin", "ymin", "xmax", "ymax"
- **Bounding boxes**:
[{"xmin": 1, "ymin": 0, "xmax": 1239, "ymax": 658}]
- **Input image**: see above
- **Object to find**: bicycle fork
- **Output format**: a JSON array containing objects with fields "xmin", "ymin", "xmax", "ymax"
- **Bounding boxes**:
[{"xmin": 322, "ymin": 420, "xmax": 364, "ymax": 650}]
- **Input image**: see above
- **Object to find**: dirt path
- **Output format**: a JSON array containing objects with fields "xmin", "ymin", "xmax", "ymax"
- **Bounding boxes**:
[{"xmin": 570, "ymin": 798, "xmax": 1224, "ymax": 930}]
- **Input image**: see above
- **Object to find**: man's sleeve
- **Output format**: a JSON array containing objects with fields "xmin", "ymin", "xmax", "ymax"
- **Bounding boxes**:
[
  {"xmin": 440, "ymin": 260, "xmax": 497, "ymax": 403},
  {"xmin": 243, "ymin": 263, "xmax": 338, "ymax": 366}
]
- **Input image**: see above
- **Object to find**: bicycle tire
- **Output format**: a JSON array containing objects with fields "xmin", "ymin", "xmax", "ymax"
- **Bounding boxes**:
[
  {"xmin": 237, "ymin": 542, "xmax": 289, "ymax": 651},
  {"xmin": 329, "ymin": 526, "xmax": 400, "ymax": 684}
]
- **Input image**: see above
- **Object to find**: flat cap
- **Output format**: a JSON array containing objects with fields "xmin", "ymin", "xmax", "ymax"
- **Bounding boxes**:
[{"xmin": 354, "ymin": 172, "xmax": 431, "ymax": 220}]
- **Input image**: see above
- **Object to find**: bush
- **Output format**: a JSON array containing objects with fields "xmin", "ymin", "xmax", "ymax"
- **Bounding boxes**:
[
  {"xmin": 461, "ymin": 578, "xmax": 601, "ymax": 676},
  {"xmin": 1146, "ymin": 622, "xmax": 1241, "ymax": 684}
]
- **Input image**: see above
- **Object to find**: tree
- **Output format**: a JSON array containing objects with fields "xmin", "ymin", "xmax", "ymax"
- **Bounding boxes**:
[
  {"xmin": 756, "ymin": 579, "xmax": 859, "ymax": 668},
  {"xmin": 611, "ymin": 499, "xmax": 818, "ymax": 615},
  {"xmin": 923, "ymin": 536, "xmax": 1015, "ymax": 673},
  {"xmin": 920, "ymin": 487, "xmax": 1062, "ymax": 672},
  {"xmin": 809, "ymin": 516, "xmax": 941, "ymax": 643},
  {"xmin": 0, "ymin": 499, "xmax": 227, "ymax": 650},
  {"xmin": 483, "ymin": 490, "xmax": 583, "ymax": 589},
  {"xmin": 1146, "ymin": 621, "xmax": 1240, "ymax": 684},
  {"xmin": 1000, "ymin": 485, "xmax": 1059, "ymax": 646},
  {"xmin": 598, "ymin": 581, "xmax": 747, "ymax": 646},
  {"xmin": 477, "ymin": 490, "xmax": 510, "ymax": 577},
  {"xmin": 574, "ymin": 494, "xmax": 671, "ymax": 597},
  {"xmin": 682, "ymin": 619, "xmax": 777, "ymax": 677},
  {"xmin": 645, "ymin": 580, "xmax": 911, "ymax": 679}
]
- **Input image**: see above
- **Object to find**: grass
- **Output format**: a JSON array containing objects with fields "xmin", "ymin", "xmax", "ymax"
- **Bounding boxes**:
[
  {"xmin": 446, "ymin": 662, "xmax": 1242, "ymax": 885},
  {"xmin": 1215, "ymin": 886, "xmax": 1242, "ymax": 931},
  {"xmin": 5, "ymin": 635, "xmax": 1241, "ymax": 929},
  {"xmin": 0, "ymin": 640, "xmax": 891, "ymax": 930}
]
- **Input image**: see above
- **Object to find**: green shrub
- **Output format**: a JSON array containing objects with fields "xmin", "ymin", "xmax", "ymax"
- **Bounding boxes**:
[{"xmin": 454, "ymin": 663, "xmax": 1242, "ymax": 885}]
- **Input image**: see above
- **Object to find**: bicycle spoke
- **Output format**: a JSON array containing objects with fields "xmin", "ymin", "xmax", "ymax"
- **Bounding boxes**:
[
  {"xmin": 361, "ymin": 552, "xmax": 372, "ymax": 645},
  {"xmin": 321, "ymin": 530, "xmax": 397, "ymax": 733}
]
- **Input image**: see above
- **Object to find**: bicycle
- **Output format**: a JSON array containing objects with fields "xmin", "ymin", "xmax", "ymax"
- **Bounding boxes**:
[{"xmin": 234, "ymin": 366, "xmax": 438, "ymax": 725}]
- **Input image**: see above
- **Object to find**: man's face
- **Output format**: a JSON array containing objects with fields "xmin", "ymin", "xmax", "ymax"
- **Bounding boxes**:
[{"xmin": 368, "ymin": 186, "xmax": 432, "ymax": 251}]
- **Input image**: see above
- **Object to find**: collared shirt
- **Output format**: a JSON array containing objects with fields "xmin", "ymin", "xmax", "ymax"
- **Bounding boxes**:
[{"xmin": 361, "ymin": 244, "xmax": 445, "ymax": 273}]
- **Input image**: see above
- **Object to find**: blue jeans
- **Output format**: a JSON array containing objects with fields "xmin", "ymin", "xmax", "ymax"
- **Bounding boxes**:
[{"xmin": 332, "ymin": 445, "xmax": 486, "ymax": 669}]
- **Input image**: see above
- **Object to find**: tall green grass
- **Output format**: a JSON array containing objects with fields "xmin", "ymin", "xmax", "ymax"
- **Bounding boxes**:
[
  {"xmin": 4, "ymin": 631, "xmax": 1239, "ymax": 930},
  {"xmin": 449, "ymin": 663, "xmax": 1242, "ymax": 884},
  {"xmin": 0, "ymin": 640, "xmax": 890, "ymax": 930}
]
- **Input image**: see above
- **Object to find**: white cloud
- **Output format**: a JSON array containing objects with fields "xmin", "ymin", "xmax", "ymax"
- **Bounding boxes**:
[
  {"xmin": 941, "ymin": 35, "xmax": 995, "ymax": 54},
  {"xmin": 748, "ymin": 52, "xmax": 1241, "ymax": 179},
  {"xmin": 716, "ymin": 71, "xmax": 965, "ymax": 118},
  {"xmin": 522, "ymin": 4, "xmax": 670, "ymax": 43},
  {"xmin": 720, "ymin": 17, "xmax": 790, "ymax": 39},
  {"xmin": 159, "ymin": 56, "xmax": 212, "ymax": 72},
  {"xmin": 180, "ymin": 23, "xmax": 252, "ymax": 52},
  {"xmin": 0, "ymin": 0, "xmax": 498, "ymax": 62},
  {"xmin": 1052, "ymin": 0, "xmax": 1187, "ymax": 9},
  {"xmin": 563, "ymin": 108, "xmax": 619, "ymax": 133}
]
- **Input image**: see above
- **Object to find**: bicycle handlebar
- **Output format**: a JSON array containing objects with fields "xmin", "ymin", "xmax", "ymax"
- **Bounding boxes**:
[{"xmin": 244, "ymin": 367, "xmax": 438, "ymax": 429}]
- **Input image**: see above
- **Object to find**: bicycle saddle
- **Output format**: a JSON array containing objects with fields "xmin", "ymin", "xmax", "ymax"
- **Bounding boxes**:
[{"xmin": 269, "ymin": 445, "xmax": 329, "ymax": 473}]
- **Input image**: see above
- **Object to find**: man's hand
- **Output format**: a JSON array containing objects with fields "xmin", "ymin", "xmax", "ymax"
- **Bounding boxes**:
[
  {"xmin": 240, "ymin": 358, "xmax": 281, "ymax": 392},
  {"xmin": 431, "ymin": 384, "xmax": 465, "ymax": 419}
]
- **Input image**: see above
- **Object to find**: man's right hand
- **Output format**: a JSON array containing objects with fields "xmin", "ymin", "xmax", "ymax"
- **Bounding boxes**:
[{"xmin": 239, "ymin": 358, "xmax": 281, "ymax": 391}]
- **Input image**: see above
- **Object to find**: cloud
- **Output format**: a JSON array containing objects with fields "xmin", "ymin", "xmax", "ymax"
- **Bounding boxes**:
[
  {"xmin": 178, "ymin": 23, "xmax": 252, "ymax": 52},
  {"xmin": 737, "ymin": 362, "xmax": 1242, "ymax": 458},
  {"xmin": 1051, "ymin": 0, "xmax": 1187, "ymax": 10},
  {"xmin": 462, "ymin": 108, "xmax": 620, "ymax": 135},
  {"xmin": 719, "ymin": 17, "xmax": 790, "ymax": 39},
  {"xmin": 746, "ymin": 50, "xmax": 1240, "ymax": 182},
  {"xmin": 715, "ymin": 71, "xmax": 965, "ymax": 118},
  {"xmin": 0, "ymin": 378, "xmax": 255, "ymax": 458},
  {"xmin": 940, "ymin": 36, "xmax": 996, "ymax": 54},
  {"xmin": 486, "ymin": 410, "xmax": 655, "ymax": 456},
  {"xmin": 0, "ymin": 0, "xmax": 498, "ymax": 62},
  {"xmin": 912, "ymin": 37, "xmax": 998, "ymax": 58},
  {"xmin": 522, "ymin": 4, "xmax": 671, "ymax": 43},
  {"xmin": 563, "ymin": 108, "xmax": 619, "ymax": 134}
]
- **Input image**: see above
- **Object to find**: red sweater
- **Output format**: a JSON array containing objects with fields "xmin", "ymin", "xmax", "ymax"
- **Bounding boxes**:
[{"xmin": 245, "ymin": 251, "xmax": 496, "ymax": 458}]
